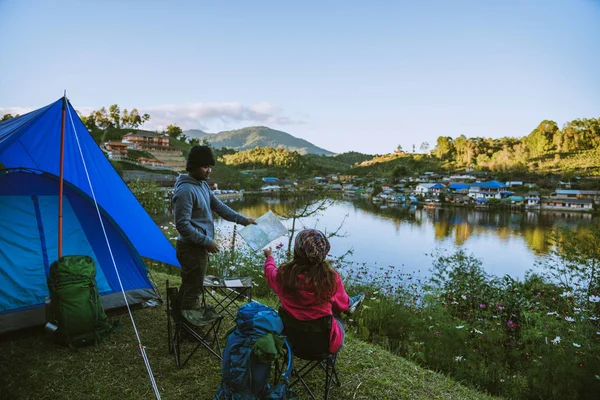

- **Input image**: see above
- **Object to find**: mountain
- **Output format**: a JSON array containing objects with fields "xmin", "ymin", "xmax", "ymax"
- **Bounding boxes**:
[
  {"xmin": 184, "ymin": 129, "xmax": 208, "ymax": 138},
  {"xmin": 182, "ymin": 126, "xmax": 334, "ymax": 155}
]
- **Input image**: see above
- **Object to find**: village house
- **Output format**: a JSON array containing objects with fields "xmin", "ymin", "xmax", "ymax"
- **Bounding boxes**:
[
  {"xmin": 525, "ymin": 192, "xmax": 541, "ymax": 208},
  {"xmin": 415, "ymin": 183, "xmax": 445, "ymax": 196},
  {"xmin": 550, "ymin": 189, "xmax": 581, "ymax": 198},
  {"xmin": 120, "ymin": 130, "xmax": 185, "ymax": 170},
  {"xmin": 468, "ymin": 180, "xmax": 511, "ymax": 200},
  {"xmin": 540, "ymin": 198, "xmax": 593, "ymax": 211},
  {"xmin": 448, "ymin": 183, "xmax": 471, "ymax": 194},
  {"xmin": 104, "ymin": 141, "xmax": 129, "ymax": 159}
]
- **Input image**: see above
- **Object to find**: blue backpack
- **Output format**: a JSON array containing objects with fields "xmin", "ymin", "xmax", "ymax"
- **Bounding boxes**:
[{"xmin": 215, "ymin": 302, "xmax": 295, "ymax": 400}]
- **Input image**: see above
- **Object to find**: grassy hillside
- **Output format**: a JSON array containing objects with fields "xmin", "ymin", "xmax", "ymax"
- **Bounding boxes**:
[
  {"xmin": 185, "ymin": 126, "xmax": 334, "ymax": 156},
  {"xmin": 0, "ymin": 269, "xmax": 499, "ymax": 400},
  {"xmin": 333, "ymin": 151, "xmax": 375, "ymax": 166},
  {"xmin": 352, "ymin": 153, "xmax": 444, "ymax": 177}
]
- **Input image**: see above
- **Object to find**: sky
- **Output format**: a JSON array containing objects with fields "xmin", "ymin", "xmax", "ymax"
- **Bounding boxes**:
[{"xmin": 1, "ymin": 0, "xmax": 599, "ymax": 155}]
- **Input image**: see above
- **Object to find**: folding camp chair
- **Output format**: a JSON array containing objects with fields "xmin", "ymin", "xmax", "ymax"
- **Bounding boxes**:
[
  {"xmin": 203, "ymin": 275, "xmax": 253, "ymax": 319},
  {"xmin": 166, "ymin": 280, "xmax": 224, "ymax": 367},
  {"xmin": 279, "ymin": 307, "xmax": 341, "ymax": 400}
]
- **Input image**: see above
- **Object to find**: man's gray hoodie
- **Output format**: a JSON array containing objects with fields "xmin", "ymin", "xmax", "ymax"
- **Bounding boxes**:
[{"xmin": 173, "ymin": 174, "xmax": 249, "ymax": 247}]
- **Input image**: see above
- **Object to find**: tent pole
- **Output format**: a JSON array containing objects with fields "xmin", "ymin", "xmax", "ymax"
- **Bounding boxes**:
[{"xmin": 58, "ymin": 95, "xmax": 67, "ymax": 259}]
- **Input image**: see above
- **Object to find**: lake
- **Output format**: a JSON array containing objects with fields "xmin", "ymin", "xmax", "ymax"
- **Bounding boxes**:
[{"xmin": 181, "ymin": 196, "xmax": 597, "ymax": 281}]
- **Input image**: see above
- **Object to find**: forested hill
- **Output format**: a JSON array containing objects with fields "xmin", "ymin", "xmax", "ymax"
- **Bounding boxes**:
[{"xmin": 183, "ymin": 126, "xmax": 334, "ymax": 155}]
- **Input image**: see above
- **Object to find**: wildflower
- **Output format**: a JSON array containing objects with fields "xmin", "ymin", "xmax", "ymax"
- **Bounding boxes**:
[
  {"xmin": 454, "ymin": 356, "xmax": 463, "ymax": 362},
  {"xmin": 573, "ymin": 343, "xmax": 581, "ymax": 348},
  {"xmin": 578, "ymin": 361, "xmax": 585, "ymax": 368},
  {"xmin": 472, "ymin": 328, "xmax": 483, "ymax": 335},
  {"xmin": 551, "ymin": 336, "xmax": 561, "ymax": 344},
  {"xmin": 456, "ymin": 325, "xmax": 465, "ymax": 329},
  {"xmin": 433, "ymin": 331, "xmax": 440, "ymax": 337},
  {"xmin": 479, "ymin": 303, "xmax": 486, "ymax": 309},
  {"xmin": 507, "ymin": 320, "xmax": 517, "ymax": 329},
  {"xmin": 545, "ymin": 337, "xmax": 548, "ymax": 345},
  {"xmin": 565, "ymin": 316, "xmax": 575, "ymax": 322},
  {"xmin": 560, "ymin": 291, "xmax": 573, "ymax": 297},
  {"xmin": 589, "ymin": 295, "xmax": 600, "ymax": 303},
  {"xmin": 547, "ymin": 311, "xmax": 559, "ymax": 317},
  {"xmin": 496, "ymin": 303, "xmax": 504, "ymax": 311},
  {"xmin": 461, "ymin": 294, "xmax": 467, "ymax": 300}
]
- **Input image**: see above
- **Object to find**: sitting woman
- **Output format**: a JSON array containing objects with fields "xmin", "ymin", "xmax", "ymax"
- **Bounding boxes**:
[{"xmin": 263, "ymin": 228, "xmax": 363, "ymax": 354}]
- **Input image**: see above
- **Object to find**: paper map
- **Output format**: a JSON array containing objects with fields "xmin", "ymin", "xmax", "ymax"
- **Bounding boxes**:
[{"xmin": 238, "ymin": 210, "xmax": 288, "ymax": 251}]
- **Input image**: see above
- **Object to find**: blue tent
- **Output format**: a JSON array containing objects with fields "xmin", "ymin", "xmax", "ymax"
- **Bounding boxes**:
[{"xmin": 0, "ymin": 98, "xmax": 178, "ymax": 333}]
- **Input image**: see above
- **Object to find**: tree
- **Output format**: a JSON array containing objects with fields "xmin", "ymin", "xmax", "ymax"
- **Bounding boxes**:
[
  {"xmin": 165, "ymin": 124, "xmax": 183, "ymax": 139},
  {"xmin": 108, "ymin": 104, "xmax": 121, "ymax": 129},
  {"xmin": 420, "ymin": 142, "xmax": 429, "ymax": 153},
  {"xmin": 432, "ymin": 136, "xmax": 454, "ymax": 160},
  {"xmin": 1, "ymin": 113, "xmax": 15, "ymax": 121},
  {"xmin": 396, "ymin": 144, "xmax": 403, "ymax": 153}
]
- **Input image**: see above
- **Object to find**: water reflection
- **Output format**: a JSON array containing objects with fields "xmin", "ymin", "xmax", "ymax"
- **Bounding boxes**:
[{"xmin": 158, "ymin": 196, "xmax": 596, "ymax": 280}]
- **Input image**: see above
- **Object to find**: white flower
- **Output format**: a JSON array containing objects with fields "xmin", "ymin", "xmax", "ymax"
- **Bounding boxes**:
[
  {"xmin": 456, "ymin": 325, "xmax": 465, "ymax": 329},
  {"xmin": 545, "ymin": 337, "xmax": 548, "ymax": 345},
  {"xmin": 547, "ymin": 311, "xmax": 559, "ymax": 317},
  {"xmin": 228, "ymin": 265, "xmax": 236, "ymax": 271},
  {"xmin": 590, "ymin": 316, "xmax": 599, "ymax": 321},
  {"xmin": 451, "ymin": 301, "xmax": 459, "ymax": 305},
  {"xmin": 428, "ymin": 325, "xmax": 434, "ymax": 330},
  {"xmin": 573, "ymin": 343, "xmax": 581, "ymax": 348},
  {"xmin": 589, "ymin": 295, "xmax": 600, "ymax": 303},
  {"xmin": 455, "ymin": 356, "xmax": 463, "ymax": 362},
  {"xmin": 472, "ymin": 328, "xmax": 483, "ymax": 335},
  {"xmin": 461, "ymin": 294, "xmax": 467, "ymax": 300},
  {"xmin": 565, "ymin": 316, "xmax": 575, "ymax": 322},
  {"xmin": 551, "ymin": 336, "xmax": 561, "ymax": 344},
  {"xmin": 560, "ymin": 291, "xmax": 573, "ymax": 297},
  {"xmin": 596, "ymin": 332, "xmax": 600, "ymax": 335}
]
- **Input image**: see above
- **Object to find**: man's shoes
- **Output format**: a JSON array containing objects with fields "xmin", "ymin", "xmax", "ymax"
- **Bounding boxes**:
[{"xmin": 347, "ymin": 293, "xmax": 365, "ymax": 314}]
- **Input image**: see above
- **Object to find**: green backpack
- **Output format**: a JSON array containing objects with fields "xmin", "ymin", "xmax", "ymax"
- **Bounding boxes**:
[{"xmin": 47, "ymin": 255, "xmax": 114, "ymax": 347}]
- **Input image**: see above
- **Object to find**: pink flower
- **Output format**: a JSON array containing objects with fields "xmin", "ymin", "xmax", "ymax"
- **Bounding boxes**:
[
  {"xmin": 507, "ymin": 320, "xmax": 517, "ymax": 329},
  {"xmin": 496, "ymin": 303, "xmax": 504, "ymax": 311},
  {"xmin": 479, "ymin": 303, "xmax": 486, "ymax": 309}
]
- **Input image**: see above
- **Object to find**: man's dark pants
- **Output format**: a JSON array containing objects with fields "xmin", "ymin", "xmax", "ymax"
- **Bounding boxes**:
[{"xmin": 176, "ymin": 241, "xmax": 209, "ymax": 310}]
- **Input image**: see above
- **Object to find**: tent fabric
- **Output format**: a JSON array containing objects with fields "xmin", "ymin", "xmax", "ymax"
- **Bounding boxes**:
[
  {"xmin": 0, "ymin": 98, "xmax": 178, "ymax": 267},
  {"xmin": 0, "ymin": 98, "xmax": 178, "ymax": 333}
]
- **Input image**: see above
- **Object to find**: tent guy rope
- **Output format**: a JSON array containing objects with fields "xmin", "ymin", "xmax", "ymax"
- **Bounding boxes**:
[{"xmin": 66, "ymin": 104, "xmax": 162, "ymax": 400}]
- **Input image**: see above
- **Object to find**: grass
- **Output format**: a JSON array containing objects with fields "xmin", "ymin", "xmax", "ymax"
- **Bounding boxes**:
[{"xmin": 0, "ymin": 271, "xmax": 499, "ymax": 400}]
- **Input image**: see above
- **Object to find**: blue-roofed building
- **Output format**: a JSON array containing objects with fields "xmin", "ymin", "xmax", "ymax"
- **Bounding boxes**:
[
  {"xmin": 415, "ymin": 183, "xmax": 446, "ymax": 196},
  {"xmin": 262, "ymin": 177, "xmax": 279, "ymax": 183},
  {"xmin": 469, "ymin": 180, "xmax": 508, "ymax": 200},
  {"xmin": 449, "ymin": 183, "xmax": 471, "ymax": 193},
  {"xmin": 551, "ymin": 189, "xmax": 581, "ymax": 198}
]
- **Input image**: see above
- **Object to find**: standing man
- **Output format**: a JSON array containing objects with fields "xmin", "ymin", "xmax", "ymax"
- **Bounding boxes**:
[{"xmin": 173, "ymin": 145, "xmax": 255, "ymax": 319}]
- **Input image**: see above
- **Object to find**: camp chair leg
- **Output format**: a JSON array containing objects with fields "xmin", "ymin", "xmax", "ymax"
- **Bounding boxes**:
[{"xmin": 290, "ymin": 355, "xmax": 340, "ymax": 400}]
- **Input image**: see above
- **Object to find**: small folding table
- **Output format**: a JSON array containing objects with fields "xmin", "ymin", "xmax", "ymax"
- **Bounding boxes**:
[{"xmin": 203, "ymin": 275, "xmax": 253, "ymax": 319}]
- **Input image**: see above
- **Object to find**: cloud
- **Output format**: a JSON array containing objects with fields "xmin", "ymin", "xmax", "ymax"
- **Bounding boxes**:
[
  {"xmin": 142, "ymin": 101, "xmax": 303, "ymax": 132},
  {"xmin": 0, "ymin": 107, "xmax": 33, "ymax": 117},
  {"xmin": 2, "ymin": 101, "xmax": 304, "ymax": 133}
]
